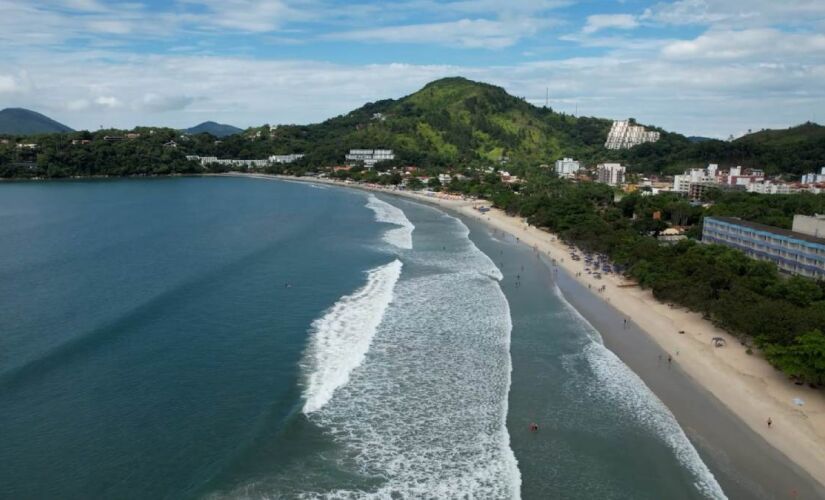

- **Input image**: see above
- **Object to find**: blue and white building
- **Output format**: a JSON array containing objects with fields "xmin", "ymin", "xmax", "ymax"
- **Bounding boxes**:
[{"xmin": 702, "ymin": 216, "xmax": 825, "ymax": 280}]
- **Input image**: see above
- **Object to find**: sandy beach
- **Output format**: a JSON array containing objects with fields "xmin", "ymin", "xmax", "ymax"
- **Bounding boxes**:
[{"xmin": 237, "ymin": 173, "xmax": 825, "ymax": 493}]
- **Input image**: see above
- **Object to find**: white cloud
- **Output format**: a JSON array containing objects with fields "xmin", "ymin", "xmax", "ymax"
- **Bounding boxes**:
[
  {"xmin": 582, "ymin": 14, "xmax": 638, "ymax": 34},
  {"xmin": 661, "ymin": 29, "xmax": 825, "ymax": 62},
  {"xmin": 138, "ymin": 93, "xmax": 195, "ymax": 112},
  {"xmin": 327, "ymin": 18, "xmax": 549, "ymax": 49},
  {"xmin": 94, "ymin": 96, "xmax": 121, "ymax": 108},
  {"xmin": 643, "ymin": 0, "xmax": 825, "ymax": 28}
]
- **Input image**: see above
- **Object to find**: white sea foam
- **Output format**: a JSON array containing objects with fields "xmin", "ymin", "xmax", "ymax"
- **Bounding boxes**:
[
  {"xmin": 365, "ymin": 195, "xmax": 414, "ymax": 250},
  {"xmin": 582, "ymin": 344, "xmax": 726, "ymax": 499},
  {"xmin": 552, "ymin": 285, "xmax": 726, "ymax": 499},
  {"xmin": 301, "ymin": 259, "xmax": 403, "ymax": 414},
  {"xmin": 302, "ymin": 209, "xmax": 521, "ymax": 499}
]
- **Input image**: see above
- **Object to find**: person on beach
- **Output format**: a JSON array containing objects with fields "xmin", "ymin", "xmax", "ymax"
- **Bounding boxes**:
[
  {"xmin": 529, "ymin": 423, "xmax": 539, "ymax": 432},
  {"xmin": 667, "ymin": 355, "xmax": 672, "ymax": 364},
  {"xmin": 767, "ymin": 417, "xmax": 772, "ymax": 428}
]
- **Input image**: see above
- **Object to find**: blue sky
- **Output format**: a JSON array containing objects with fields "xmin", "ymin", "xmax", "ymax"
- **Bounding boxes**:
[{"xmin": 1, "ymin": 0, "xmax": 824, "ymax": 137}]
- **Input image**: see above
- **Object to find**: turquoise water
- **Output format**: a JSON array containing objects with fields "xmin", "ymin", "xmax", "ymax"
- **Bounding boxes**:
[{"xmin": 0, "ymin": 177, "xmax": 724, "ymax": 498}]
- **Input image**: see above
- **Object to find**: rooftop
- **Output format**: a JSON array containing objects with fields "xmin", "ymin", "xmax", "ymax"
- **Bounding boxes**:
[{"xmin": 706, "ymin": 216, "xmax": 825, "ymax": 247}]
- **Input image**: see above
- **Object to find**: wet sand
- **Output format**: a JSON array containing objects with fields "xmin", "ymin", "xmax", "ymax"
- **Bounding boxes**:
[{"xmin": 554, "ymin": 268, "xmax": 825, "ymax": 499}]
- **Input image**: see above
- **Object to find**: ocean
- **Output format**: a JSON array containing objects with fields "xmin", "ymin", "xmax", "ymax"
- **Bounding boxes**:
[{"xmin": 0, "ymin": 176, "xmax": 724, "ymax": 499}]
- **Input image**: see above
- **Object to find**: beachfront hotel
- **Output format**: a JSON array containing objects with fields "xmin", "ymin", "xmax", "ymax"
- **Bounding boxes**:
[{"xmin": 702, "ymin": 215, "xmax": 825, "ymax": 280}]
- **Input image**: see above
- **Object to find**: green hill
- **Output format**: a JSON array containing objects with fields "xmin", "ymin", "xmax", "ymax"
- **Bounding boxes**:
[
  {"xmin": 0, "ymin": 108, "xmax": 74, "ymax": 135},
  {"xmin": 184, "ymin": 121, "xmax": 242, "ymax": 138},
  {"xmin": 217, "ymin": 77, "xmax": 620, "ymax": 169},
  {"xmin": 617, "ymin": 121, "xmax": 825, "ymax": 176}
]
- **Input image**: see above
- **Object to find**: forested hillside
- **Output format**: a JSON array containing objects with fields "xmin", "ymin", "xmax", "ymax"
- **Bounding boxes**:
[{"xmin": 1, "ymin": 77, "xmax": 822, "ymax": 178}]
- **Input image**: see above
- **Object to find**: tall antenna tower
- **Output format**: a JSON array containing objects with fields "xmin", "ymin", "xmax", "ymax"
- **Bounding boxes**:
[{"xmin": 545, "ymin": 87, "xmax": 549, "ymax": 108}]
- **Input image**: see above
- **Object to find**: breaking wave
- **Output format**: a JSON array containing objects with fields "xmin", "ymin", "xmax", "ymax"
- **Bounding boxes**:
[
  {"xmin": 553, "ymin": 285, "xmax": 726, "ymax": 499},
  {"xmin": 365, "ymin": 195, "xmax": 414, "ymax": 250},
  {"xmin": 302, "ymin": 209, "xmax": 520, "ymax": 498},
  {"xmin": 301, "ymin": 259, "xmax": 403, "ymax": 414}
]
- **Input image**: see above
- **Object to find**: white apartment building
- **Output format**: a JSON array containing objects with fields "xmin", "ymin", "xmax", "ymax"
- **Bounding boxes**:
[
  {"xmin": 747, "ymin": 180, "xmax": 798, "ymax": 195},
  {"xmin": 554, "ymin": 157, "xmax": 581, "ymax": 178},
  {"xmin": 596, "ymin": 163, "xmax": 626, "ymax": 186},
  {"xmin": 604, "ymin": 120, "xmax": 660, "ymax": 150},
  {"xmin": 345, "ymin": 149, "xmax": 395, "ymax": 168},
  {"xmin": 801, "ymin": 167, "xmax": 825, "ymax": 185},
  {"xmin": 269, "ymin": 154, "xmax": 304, "ymax": 164}
]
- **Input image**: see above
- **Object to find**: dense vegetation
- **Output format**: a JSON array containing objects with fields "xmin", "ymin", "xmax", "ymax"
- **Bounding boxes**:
[
  {"xmin": 0, "ymin": 129, "xmax": 206, "ymax": 178},
  {"xmin": 3, "ymin": 78, "xmax": 823, "ymax": 179},
  {"xmin": 618, "ymin": 122, "xmax": 825, "ymax": 176},
  {"xmin": 475, "ymin": 179, "xmax": 825, "ymax": 384}
]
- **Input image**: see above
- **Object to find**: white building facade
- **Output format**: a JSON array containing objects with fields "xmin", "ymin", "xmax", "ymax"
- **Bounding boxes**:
[
  {"xmin": 604, "ymin": 120, "xmax": 660, "ymax": 150},
  {"xmin": 554, "ymin": 157, "xmax": 581, "ymax": 178},
  {"xmin": 596, "ymin": 163, "xmax": 626, "ymax": 186},
  {"xmin": 345, "ymin": 149, "xmax": 395, "ymax": 168}
]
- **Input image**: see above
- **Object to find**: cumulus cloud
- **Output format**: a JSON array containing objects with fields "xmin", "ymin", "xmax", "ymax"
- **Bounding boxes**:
[
  {"xmin": 582, "ymin": 14, "xmax": 639, "ymax": 34},
  {"xmin": 661, "ymin": 29, "xmax": 825, "ymax": 62}
]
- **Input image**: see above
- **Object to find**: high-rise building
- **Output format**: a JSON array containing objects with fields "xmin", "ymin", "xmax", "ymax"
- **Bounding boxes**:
[
  {"xmin": 554, "ymin": 157, "xmax": 581, "ymax": 178},
  {"xmin": 604, "ymin": 120, "xmax": 660, "ymax": 149},
  {"xmin": 596, "ymin": 163, "xmax": 626, "ymax": 186}
]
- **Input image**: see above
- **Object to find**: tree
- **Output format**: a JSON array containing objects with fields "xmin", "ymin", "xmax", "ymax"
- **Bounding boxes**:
[{"xmin": 764, "ymin": 330, "xmax": 825, "ymax": 385}]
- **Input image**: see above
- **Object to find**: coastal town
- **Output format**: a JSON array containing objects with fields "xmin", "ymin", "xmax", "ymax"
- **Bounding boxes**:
[{"xmin": 2, "ymin": 94, "xmax": 825, "ymax": 499}]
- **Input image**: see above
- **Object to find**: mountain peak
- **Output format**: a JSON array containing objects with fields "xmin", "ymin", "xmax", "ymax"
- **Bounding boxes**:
[
  {"xmin": 184, "ymin": 121, "xmax": 242, "ymax": 138},
  {"xmin": 0, "ymin": 108, "xmax": 74, "ymax": 135}
]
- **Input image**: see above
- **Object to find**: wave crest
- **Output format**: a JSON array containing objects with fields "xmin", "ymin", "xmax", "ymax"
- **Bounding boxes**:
[
  {"xmin": 365, "ymin": 195, "xmax": 414, "ymax": 250},
  {"xmin": 301, "ymin": 259, "xmax": 403, "ymax": 414}
]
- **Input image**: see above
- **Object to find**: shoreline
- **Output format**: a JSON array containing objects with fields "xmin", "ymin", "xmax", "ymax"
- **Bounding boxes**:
[{"xmin": 236, "ymin": 173, "xmax": 825, "ymax": 493}]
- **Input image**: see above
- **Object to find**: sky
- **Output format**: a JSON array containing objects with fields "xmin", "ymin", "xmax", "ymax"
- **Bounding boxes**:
[{"xmin": 1, "ymin": 0, "xmax": 824, "ymax": 138}]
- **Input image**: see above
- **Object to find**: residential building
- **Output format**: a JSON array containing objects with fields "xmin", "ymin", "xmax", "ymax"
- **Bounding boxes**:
[
  {"xmin": 554, "ymin": 157, "xmax": 580, "ymax": 178},
  {"xmin": 801, "ymin": 167, "xmax": 825, "ymax": 185},
  {"xmin": 673, "ymin": 165, "xmax": 718, "ymax": 194},
  {"xmin": 604, "ymin": 120, "xmax": 660, "ymax": 149},
  {"xmin": 747, "ymin": 180, "xmax": 799, "ymax": 195},
  {"xmin": 596, "ymin": 163, "xmax": 626, "ymax": 186},
  {"xmin": 345, "ymin": 149, "xmax": 395, "ymax": 168},
  {"xmin": 269, "ymin": 154, "xmax": 304, "ymax": 164},
  {"xmin": 673, "ymin": 164, "xmax": 769, "ymax": 199},
  {"xmin": 702, "ymin": 217, "xmax": 825, "ymax": 280}
]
